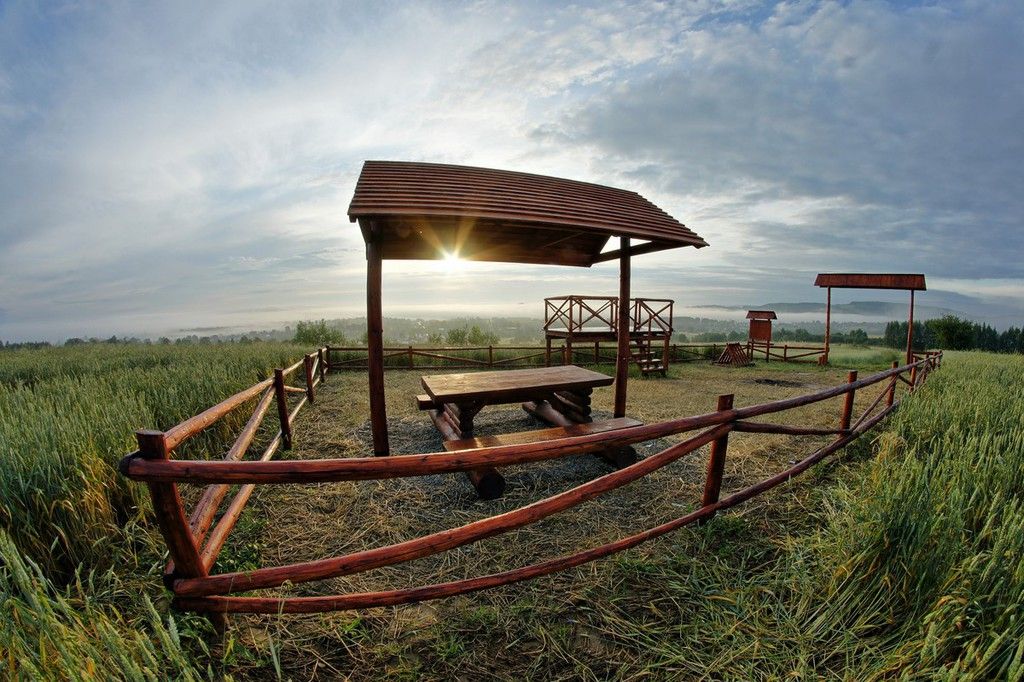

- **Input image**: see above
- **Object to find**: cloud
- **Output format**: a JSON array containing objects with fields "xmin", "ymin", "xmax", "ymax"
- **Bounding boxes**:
[{"xmin": 0, "ymin": 1, "xmax": 1022, "ymax": 341}]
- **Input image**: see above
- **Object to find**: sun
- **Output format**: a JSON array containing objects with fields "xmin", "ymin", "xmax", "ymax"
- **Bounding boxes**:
[{"xmin": 441, "ymin": 250, "xmax": 468, "ymax": 273}]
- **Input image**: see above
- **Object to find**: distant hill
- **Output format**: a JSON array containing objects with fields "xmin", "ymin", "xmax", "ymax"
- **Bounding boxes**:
[{"xmin": 702, "ymin": 300, "xmax": 962, "ymax": 319}]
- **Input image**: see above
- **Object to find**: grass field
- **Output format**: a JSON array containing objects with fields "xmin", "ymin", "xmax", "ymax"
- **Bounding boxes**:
[{"xmin": 2, "ymin": 344, "xmax": 1020, "ymax": 679}]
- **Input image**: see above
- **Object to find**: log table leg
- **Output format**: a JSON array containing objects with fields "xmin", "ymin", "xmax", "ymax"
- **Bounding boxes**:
[
  {"xmin": 443, "ymin": 400, "xmax": 505, "ymax": 500},
  {"xmin": 523, "ymin": 388, "xmax": 637, "ymax": 468}
]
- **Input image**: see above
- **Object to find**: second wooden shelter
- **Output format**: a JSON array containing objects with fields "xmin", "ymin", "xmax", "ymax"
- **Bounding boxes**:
[
  {"xmin": 347, "ymin": 160, "xmax": 708, "ymax": 455},
  {"xmin": 815, "ymin": 273, "xmax": 926, "ymax": 364}
]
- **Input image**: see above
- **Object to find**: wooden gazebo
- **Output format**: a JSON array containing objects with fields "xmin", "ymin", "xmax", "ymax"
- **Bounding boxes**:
[
  {"xmin": 348, "ymin": 160, "xmax": 708, "ymax": 455},
  {"xmin": 815, "ymin": 273, "xmax": 926, "ymax": 364}
]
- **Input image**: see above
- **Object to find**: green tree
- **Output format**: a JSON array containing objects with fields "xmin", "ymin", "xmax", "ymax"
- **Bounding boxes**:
[
  {"xmin": 926, "ymin": 315, "xmax": 974, "ymax": 350},
  {"xmin": 466, "ymin": 325, "xmax": 498, "ymax": 345},
  {"xmin": 294, "ymin": 319, "xmax": 346, "ymax": 346},
  {"xmin": 446, "ymin": 326, "xmax": 468, "ymax": 345}
]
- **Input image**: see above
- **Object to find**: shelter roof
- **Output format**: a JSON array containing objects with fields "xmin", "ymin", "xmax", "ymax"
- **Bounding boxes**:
[
  {"xmin": 746, "ymin": 310, "xmax": 778, "ymax": 320},
  {"xmin": 347, "ymin": 161, "xmax": 708, "ymax": 267},
  {"xmin": 814, "ymin": 273, "xmax": 926, "ymax": 291}
]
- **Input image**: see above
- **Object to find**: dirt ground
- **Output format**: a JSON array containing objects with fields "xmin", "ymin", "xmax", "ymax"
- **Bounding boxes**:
[{"xmin": 220, "ymin": 359, "xmax": 896, "ymax": 680}]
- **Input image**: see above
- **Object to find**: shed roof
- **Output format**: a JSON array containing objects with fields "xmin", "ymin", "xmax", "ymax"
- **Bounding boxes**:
[
  {"xmin": 347, "ymin": 161, "xmax": 708, "ymax": 267},
  {"xmin": 814, "ymin": 273, "xmax": 926, "ymax": 291},
  {"xmin": 746, "ymin": 310, "xmax": 778, "ymax": 320}
]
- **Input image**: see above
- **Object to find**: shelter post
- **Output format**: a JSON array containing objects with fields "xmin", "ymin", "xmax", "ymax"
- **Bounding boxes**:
[
  {"xmin": 823, "ymin": 287, "xmax": 832, "ymax": 364},
  {"xmin": 366, "ymin": 235, "xmax": 389, "ymax": 456},
  {"xmin": 614, "ymin": 237, "xmax": 630, "ymax": 418},
  {"xmin": 906, "ymin": 289, "xmax": 915, "ymax": 365}
]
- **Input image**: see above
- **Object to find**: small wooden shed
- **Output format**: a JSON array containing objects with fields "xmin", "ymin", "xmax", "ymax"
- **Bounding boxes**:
[
  {"xmin": 746, "ymin": 310, "xmax": 777, "ymax": 344},
  {"xmin": 348, "ymin": 160, "xmax": 708, "ymax": 455},
  {"xmin": 746, "ymin": 310, "xmax": 777, "ymax": 362}
]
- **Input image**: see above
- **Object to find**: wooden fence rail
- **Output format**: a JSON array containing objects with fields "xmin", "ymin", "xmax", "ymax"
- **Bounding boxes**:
[
  {"xmin": 324, "ymin": 341, "xmax": 834, "ymax": 371},
  {"xmin": 120, "ymin": 347, "xmax": 942, "ymax": 624}
]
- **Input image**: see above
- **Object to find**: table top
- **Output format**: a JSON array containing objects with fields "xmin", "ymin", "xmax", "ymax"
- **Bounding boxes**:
[{"xmin": 421, "ymin": 365, "xmax": 613, "ymax": 403}]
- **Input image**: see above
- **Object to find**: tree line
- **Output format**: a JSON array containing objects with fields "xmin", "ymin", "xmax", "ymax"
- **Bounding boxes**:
[{"xmin": 883, "ymin": 315, "xmax": 1024, "ymax": 354}]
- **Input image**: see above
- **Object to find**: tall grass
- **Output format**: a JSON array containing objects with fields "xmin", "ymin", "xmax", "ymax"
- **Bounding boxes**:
[
  {"xmin": 587, "ymin": 351, "xmax": 1024, "ymax": 679},
  {"xmin": 0, "ymin": 343, "xmax": 308, "ymax": 580},
  {"xmin": 808, "ymin": 351, "xmax": 1024, "ymax": 678},
  {"xmin": 0, "ymin": 531, "xmax": 205, "ymax": 681}
]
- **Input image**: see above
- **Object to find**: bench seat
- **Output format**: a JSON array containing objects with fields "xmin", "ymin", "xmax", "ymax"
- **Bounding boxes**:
[{"xmin": 442, "ymin": 417, "xmax": 642, "ymax": 451}]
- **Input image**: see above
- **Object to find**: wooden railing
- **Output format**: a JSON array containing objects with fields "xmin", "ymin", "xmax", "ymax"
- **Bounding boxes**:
[
  {"xmin": 746, "ymin": 340, "xmax": 828, "ymax": 364},
  {"xmin": 120, "ymin": 349, "xmax": 942, "ymax": 622},
  {"xmin": 543, "ymin": 295, "xmax": 673, "ymax": 335},
  {"xmin": 326, "ymin": 342, "xmax": 741, "ymax": 371}
]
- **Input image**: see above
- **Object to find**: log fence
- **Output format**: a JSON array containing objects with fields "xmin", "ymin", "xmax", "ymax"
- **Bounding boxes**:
[
  {"xmin": 324, "ymin": 340, "xmax": 839, "ymax": 371},
  {"xmin": 326, "ymin": 342, "xmax": 739, "ymax": 371},
  {"xmin": 120, "ymin": 347, "xmax": 942, "ymax": 623}
]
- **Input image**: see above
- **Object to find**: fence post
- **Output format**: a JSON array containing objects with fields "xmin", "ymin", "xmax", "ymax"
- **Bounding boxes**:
[
  {"xmin": 783, "ymin": 344, "xmax": 788, "ymax": 362},
  {"xmin": 409, "ymin": 345, "xmax": 414, "ymax": 369},
  {"xmin": 909, "ymin": 364, "xmax": 918, "ymax": 389},
  {"xmin": 303, "ymin": 354, "xmax": 315, "ymax": 403},
  {"xmin": 700, "ymin": 394, "xmax": 734, "ymax": 524},
  {"xmin": 594, "ymin": 341, "xmax": 600, "ymax": 364},
  {"xmin": 545, "ymin": 337, "xmax": 552, "ymax": 367},
  {"xmin": 489, "ymin": 345, "xmax": 494, "ymax": 367},
  {"xmin": 324, "ymin": 347, "xmax": 332, "ymax": 373},
  {"xmin": 840, "ymin": 370, "xmax": 857, "ymax": 431},
  {"xmin": 886, "ymin": 361, "xmax": 897, "ymax": 407},
  {"xmin": 135, "ymin": 429, "xmax": 226, "ymax": 633},
  {"xmin": 274, "ymin": 368, "xmax": 292, "ymax": 449},
  {"xmin": 319, "ymin": 348, "xmax": 327, "ymax": 382}
]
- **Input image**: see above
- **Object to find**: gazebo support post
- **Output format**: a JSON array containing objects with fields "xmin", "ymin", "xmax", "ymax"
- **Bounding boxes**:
[
  {"xmin": 366, "ymin": 235, "xmax": 389, "ymax": 456},
  {"xmin": 823, "ymin": 287, "xmax": 831, "ymax": 364},
  {"xmin": 906, "ymin": 289, "xmax": 915, "ymax": 365},
  {"xmin": 614, "ymin": 237, "xmax": 630, "ymax": 418}
]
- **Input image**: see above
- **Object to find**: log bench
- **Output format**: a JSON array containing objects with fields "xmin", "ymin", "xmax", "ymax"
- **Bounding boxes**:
[
  {"xmin": 442, "ymin": 417, "xmax": 643, "ymax": 499},
  {"xmin": 443, "ymin": 417, "xmax": 642, "ymax": 451}
]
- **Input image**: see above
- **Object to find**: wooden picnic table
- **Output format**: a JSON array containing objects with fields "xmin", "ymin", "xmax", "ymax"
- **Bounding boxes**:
[
  {"xmin": 418, "ymin": 366, "xmax": 637, "ymax": 499},
  {"xmin": 420, "ymin": 365, "xmax": 612, "ymax": 436}
]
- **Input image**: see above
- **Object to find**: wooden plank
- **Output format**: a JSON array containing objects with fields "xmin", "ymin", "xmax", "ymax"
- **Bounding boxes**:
[
  {"xmin": 420, "ymin": 365, "xmax": 611, "ymax": 403},
  {"xmin": 442, "ymin": 417, "xmax": 642, "ymax": 451}
]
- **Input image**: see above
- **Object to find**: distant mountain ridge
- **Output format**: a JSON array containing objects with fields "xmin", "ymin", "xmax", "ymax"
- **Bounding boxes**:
[{"xmin": 701, "ymin": 300, "xmax": 962, "ymax": 319}]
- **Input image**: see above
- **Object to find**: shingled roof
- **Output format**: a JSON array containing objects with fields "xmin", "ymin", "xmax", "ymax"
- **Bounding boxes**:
[
  {"xmin": 814, "ymin": 273, "xmax": 926, "ymax": 291},
  {"xmin": 347, "ymin": 160, "xmax": 707, "ymax": 267}
]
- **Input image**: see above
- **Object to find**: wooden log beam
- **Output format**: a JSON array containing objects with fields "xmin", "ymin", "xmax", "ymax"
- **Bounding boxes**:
[
  {"xmin": 122, "ymin": 362, "xmax": 919, "ymax": 486},
  {"xmin": 172, "ymin": 424, "xmax": 730, "ymax": 598},
  {"xmin": 273, "ymin": 369, "xmax": 292, "ymax": 450},
  {"xmin": 163, "ymin": 378, "xmax": 274, "ymax": 452},
  {"xmin": 303, "ymin": 354, "xmax": 315, "ymax": 403},
  {"xmin": 188, "ymin": 389, "xmax": 275, "ymax": 543},
  {"xmin": 366, "ymin": 235, "xmax": 389, "ymax": 456},
  {"xmin": 614, "ymin": 236, "xmax": 630, "ymax": 418},
  {"xmin": 700, "ymin": 394, "xmax": 733, "ymax": 523},
  {"xmin": 174, "ymin": 400, "xmax": 901, "ymax": 615},
  {"xmin": 136, "ymin": 430, "xmax": 226, "ymax": 632},
  {"xmin": 839, "ymin": 371, "xmax": 858, "ymax": 432}
]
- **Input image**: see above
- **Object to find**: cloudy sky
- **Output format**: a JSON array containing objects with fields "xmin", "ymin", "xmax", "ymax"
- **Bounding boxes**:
[{"xmin": 1, "ymin": 0, "xmax": 1022, "ymax": 341}]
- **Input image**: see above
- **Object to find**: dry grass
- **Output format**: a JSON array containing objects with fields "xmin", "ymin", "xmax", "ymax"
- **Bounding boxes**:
[{"xmin": 215, "ymin": 360, "xmax": 898, "ymax": 680}]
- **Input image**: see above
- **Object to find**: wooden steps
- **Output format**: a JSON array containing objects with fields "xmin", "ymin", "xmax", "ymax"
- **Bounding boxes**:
[{"xmin": 630, "ymin": 338, "xmax": 666, "ymax": 376}]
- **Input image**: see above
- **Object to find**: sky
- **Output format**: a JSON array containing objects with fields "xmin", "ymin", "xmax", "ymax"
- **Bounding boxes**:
[{"xmin": 1, "ymin": 0, "xmax": 1022, "ymax": 342}]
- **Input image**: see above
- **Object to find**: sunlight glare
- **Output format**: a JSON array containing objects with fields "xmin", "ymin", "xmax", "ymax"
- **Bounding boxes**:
[{"xmin": 441, "ymin": 250, "xmax": 467, "ymax": 273}]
